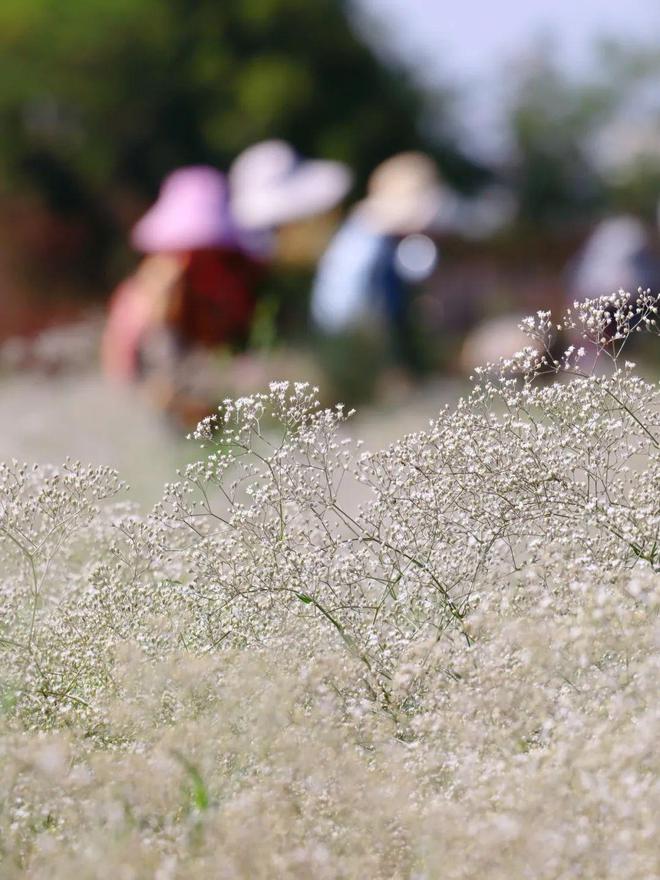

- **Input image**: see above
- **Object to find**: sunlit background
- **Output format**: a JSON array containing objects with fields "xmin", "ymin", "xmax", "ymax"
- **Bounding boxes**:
[{"xmin": 1, "ymin": 0, "xmax": 659, "ymax": 499}]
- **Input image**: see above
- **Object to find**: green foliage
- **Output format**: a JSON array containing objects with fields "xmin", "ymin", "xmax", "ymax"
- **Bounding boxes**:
[
  {"xmin": 508, "ymin": 40, "xmax": 660, "ymax": 226},
  {"xmin": 507, "ymin": 47, "xmax": 612, "ymax": 225},
  {"xmin": 0, "ymin": 0, "xmax": 432, "ymax": 200}
]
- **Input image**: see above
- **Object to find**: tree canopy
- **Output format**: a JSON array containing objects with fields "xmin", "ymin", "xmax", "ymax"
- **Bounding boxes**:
[{"xmin": 0, "ymin": 0, "xmax": 445, "ymax": 203}]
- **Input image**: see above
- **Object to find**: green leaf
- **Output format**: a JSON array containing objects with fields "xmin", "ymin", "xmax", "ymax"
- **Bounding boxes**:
[{"xmin": 172, "ymin": 750, "xmax": 210, "ymax": 812}]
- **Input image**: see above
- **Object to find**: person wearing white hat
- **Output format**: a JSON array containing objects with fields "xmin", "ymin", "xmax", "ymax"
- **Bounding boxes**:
[
  {"xmin": 227, "ymin": 140, "xmax": 353, "ymax": 345},
  {"xmin": 310, "ymin": 153, "xmax": 443, "ymax": 397},
  {"xmin": 229, "ymin": 139, "xmax": 352, "ymax": 235}
]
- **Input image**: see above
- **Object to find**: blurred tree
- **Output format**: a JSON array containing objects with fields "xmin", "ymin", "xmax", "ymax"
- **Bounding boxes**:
[
  {"xmin": 505, "ymin": 45, "xmax": 613, "ymax": 228},
  {"xmin": 505, "ymin": 39, "xmax": 660, "ymax": 230},
  {"xmin": 588, "ymin": 40, "xmax": 660, "ymax": 222},
  {"xmin": 0, "ymin": 0, "xmax": 476, "ymax": 294}
]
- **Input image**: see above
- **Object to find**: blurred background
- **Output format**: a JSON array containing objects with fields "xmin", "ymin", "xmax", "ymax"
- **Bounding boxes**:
[{"xmin": 1, "ymin": 0, "xmax": 660, "ymax": 498}]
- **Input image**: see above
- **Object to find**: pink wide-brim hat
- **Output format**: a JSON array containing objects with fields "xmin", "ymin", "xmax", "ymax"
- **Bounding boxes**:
[{"xmin": 131, "ymin": 166, "xmax": 239, "ymax": 253}]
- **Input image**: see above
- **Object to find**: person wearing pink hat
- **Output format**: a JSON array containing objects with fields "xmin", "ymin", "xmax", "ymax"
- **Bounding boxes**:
[{"xmin": 102, "ymin": 166, "xmax": 262, "ymax": 422}]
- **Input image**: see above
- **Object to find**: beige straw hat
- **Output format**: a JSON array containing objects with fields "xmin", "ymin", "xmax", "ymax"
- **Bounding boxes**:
[{"xmin": 354, "ymin": 152, "xmax": 443, "ymax": 236}]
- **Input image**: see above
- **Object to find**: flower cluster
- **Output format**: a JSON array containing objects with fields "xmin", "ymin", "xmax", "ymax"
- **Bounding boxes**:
[{"xmin": 0, "ymin": 293, "xmax": 658, "ymax": 878}]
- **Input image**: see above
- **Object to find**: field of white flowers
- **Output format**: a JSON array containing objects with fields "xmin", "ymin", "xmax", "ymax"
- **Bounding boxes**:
[{"xmin": 1, "ymin": 293, "xmax": 659, "ymax": 879}]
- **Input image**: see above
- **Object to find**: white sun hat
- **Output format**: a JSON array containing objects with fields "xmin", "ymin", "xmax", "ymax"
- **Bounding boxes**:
[
  {"xmin": 229, "ymin": 140, "xmax": 353, "ymax": 231},
  {"xmin": 354, "ymin": 152, "xmax": 443, "ymax": 236}
]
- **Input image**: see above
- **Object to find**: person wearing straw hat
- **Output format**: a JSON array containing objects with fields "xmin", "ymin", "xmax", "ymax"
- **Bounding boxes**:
[
  {"xmin": 102, "ymin": 166, "xmax": 262, "ymax": 423},
  {"xmin": 310, "ymin": 152, "xmax": 443, "ymax": 399},
  {"xmin": 228, "ymin": 140, "xmax": 353, "ymax": 344}
]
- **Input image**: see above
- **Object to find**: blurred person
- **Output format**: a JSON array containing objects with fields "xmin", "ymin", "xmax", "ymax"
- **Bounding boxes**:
[
  {"xmin": 564, "ymin": 214, "xmax": 660, "ymax": 357},
  {"xmin": 310, "ymin": 152, "xmax": 442, "ymax": 400},
  {"xmin": 102, "ymin": 166, "xmax": 261, "ymax": 423},
  {"xmin": 229, "ymin": 139, "xmax": 353, "ymax": 253},
  {"xmin": 567, "ymin": 215, "xmax": 660, "ymax": 304},
  {"xmin": 229, "ymin": 140, "xmax": 353, "ymax": 345}
]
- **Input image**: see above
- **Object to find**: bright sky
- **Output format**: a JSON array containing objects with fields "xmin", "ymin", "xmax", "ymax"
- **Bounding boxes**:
[{"xmin": 356, "ymin": 0, "xmax": 660, "ymax": 157}]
